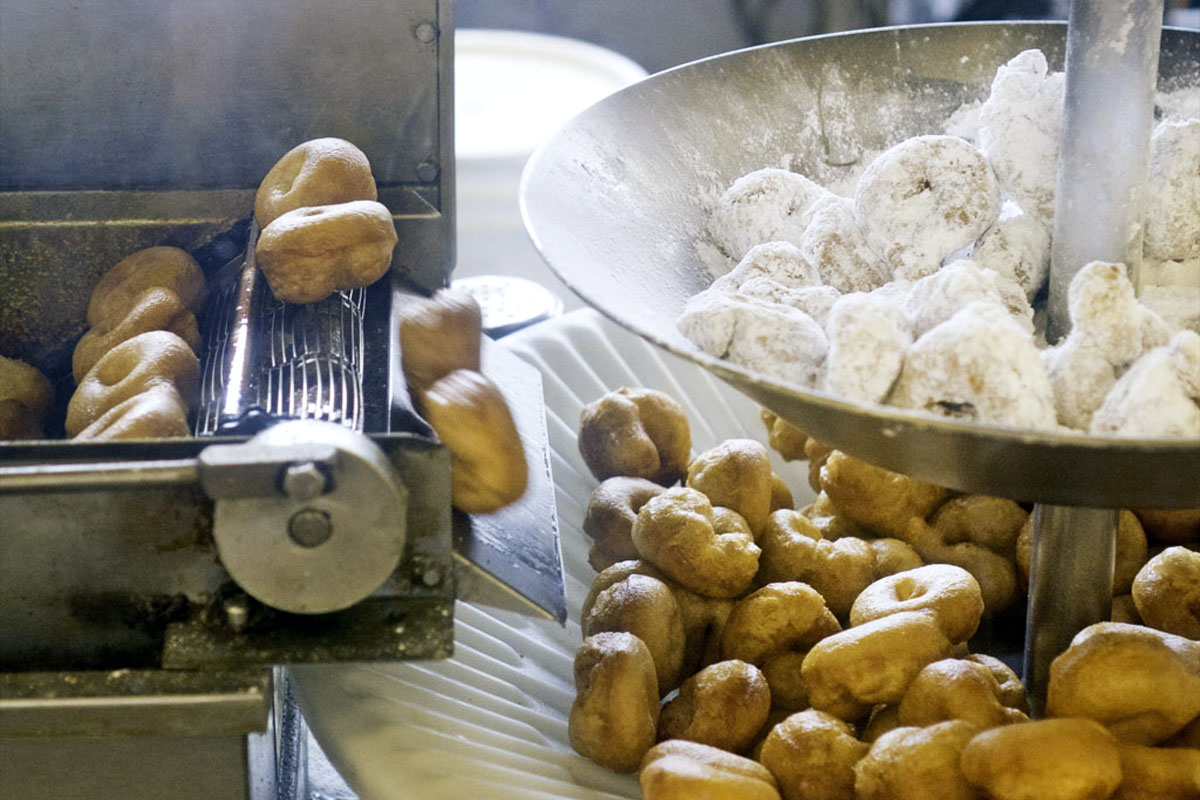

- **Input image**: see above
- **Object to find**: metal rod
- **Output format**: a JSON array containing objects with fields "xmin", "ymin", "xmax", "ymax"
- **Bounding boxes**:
[
  {"xmin": 0, "ymin": 459, "xmax": 200, "ymax": 494},
  {"xmin": 1047, "ymin": 0, "xmax": 1163, "ymax": 342}
]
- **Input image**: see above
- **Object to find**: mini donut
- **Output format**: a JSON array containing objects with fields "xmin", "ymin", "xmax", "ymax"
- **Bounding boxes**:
[
  {"xmin": 963, "ymin": 653, "xmax": 1029, "ymax": 715},
  {"xmin": 759, "ymin": 650, "xmax": 813, "ymax": 712},
  {"xmin": 818, "ymin": 450, "xmax": 950, "ymax": 539},
  {"xmin": 254, "ymin": 137, "xmax": 378, "ymax": 228},
  {"xmin": 1066, "ymin": 261, "xmax": 1149, "ymax": 368},
  {"xmin": 398, "ymin": 288, "xmax": 483, "ymax": 394},
  {"xmin": 800, "ymin": 610, "xmax": 954, "ymax": 721},
  {"xmin": 1113, "ymin": 742, "xmax": 1200, "ymax": 800},
  {"xmin": 797, "ymin": 194, "xmax": 891, "ymax": 294},
  {"xmin": 960, "ymin": 718, "xmax": 1122, "ymax": 800},
  {"xmin": 1041, "ymin": 335, "xmax": 1118, "ymax": 431},
  {"xmin": 853, "ymin": 134, "xmax": 1001, "ymax": 281},
  {"xmin": 1131, "ymin": 546, "xmax": 1200, "ymax": 639},
  {"xmin": 66, "ymin": 330, "xmax": 200, "ymax": 438},
  {"xmin": 967, "ymin": 199, "xmax": 1051, "ymax": 301},
  {"xmin": 802, "ymin": 439, "xmax": 834, "ymax": 495},
  {"xmin": 1144, "ymin": 118, "xmax": 1200, "ymax": 262},
  {"xmin": 639, "ymin": 740, "xmax": 782, "ymax": 800},
  {"xmin": 854, "ymin": 720, "xmax": 979, "ymax": 800},
  {"xmin": 903, "ymin": 518, "xmax": 1019, "ymax": 617},
  {"xmin": 734, "ymin": 281, "xmax": 841, "ymax": 329},
  {"xmin": 902, "ymin": 258, "xmax": 1030, "ymax": 340},
  {"xmin": 569, "ymin": 631, "xmax": 659, "ymax": 773},
  {"xmin": 719, "ymin": 581, "xmax": 841, "ymax": 668},
  {"xmin": 1046, "ymin": 622, "xmax": 1200, "ymax": 745},
  {"xmin": 578, "ymin": 387, "xmax": 692, "ymax": 486},
  {"xmin": 760, "ymin": 408, "xmax": 808, "ymax": 461},
  {"xmin": 707, "ymin": 167, "xmax": 832, "ymax": 264},
  {"xmin": 849, "ymin": 564, "xmax": 984, "ymax": 644},
  {"xmin": 686, "ymin": 438, "xmax": 774, "ymax": 535},
  {"xmin": 823, "ymin": 291, "xmax": 911, "ymax": 404},
  {"xmin": 860, "ymin": 704, "xmax": 903, "ymax": 744},
  {"xmin": 657, "ymin": 660, "xmax": 771, "ymax": 753},
  {"xmin": 582, "ymin": 573, "xmax": 687, "ymax": 696},
  {"xmin": 1092, "ymin": 331, "xmax": 1200, "ymax": 438},
  {"xmin": 758, "ymin": 709, "xmax": 868, "ymax": 800},
  {"xmin": 255, "ymin": 199, "xmax": 398, "ymax": 305},
  {"xmin": 73, "ymin": 287, "xmax": 200, "ymax": 382},
  {"xmin": 1135, "ymin": 508, "xmax": 1200, "ymax": 545},
  {"xmin": 757, "ymin": 509, "xmax": 875, "ymax": 620},
  {"xmin": 73, "ymin": 383, "xmax": 191, "ymax": 441},
  {"xmin": 709, "ymin": 241, "xmax": 821, "ymax": 294},
  {"xmin": 86, "ymin": 246, "xmax": 207, "ymax": 327},
  {"xmin": 420, "ymin": 369, "xmax": 527, "ymax": 514},
  {"xmin": 632, "ymin": 486, "xmax": 761, "ymax": 599},
  {"xmin": 896, "ymin": 657, "xmax": 1029, "ymax": 729},
  {"xmin": 583, "ymin": 477, "xmax": 667, "ymax": 564},
  {"xmin": 0, "ymin": 355, "xmax": 53, "ymax": 440}
]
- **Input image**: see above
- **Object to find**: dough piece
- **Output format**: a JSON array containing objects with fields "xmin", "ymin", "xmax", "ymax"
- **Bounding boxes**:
[
  {"xmin": 818, "ymin": 449, "xmax": 949, "ymax": 540},
  {"xmin": 850, "ymin": 564, "xmax": 984, "ymax": 644},
  {"xmin": 398, "ymin": 288, "xmax": 483, "ymax": 394},
  {"xmin": 583, "ymin": 573, "xmax": 686, "ymax": 695},
  {"xmin": 1144, "ymin": 118, "xmax": 1200, "ymax": 262},
  {"xmin": 854, "ymin": 134, "xmax": 1001, "ymax": 280},
  {"xmin": 0, "ymin": 355, "xmax": 53, "ymax": 440},
  {"xmin": 977, "ymin": 49, "xmax": 1065, "ymax": 224},
  {"xmin": 420, "ymin": 369, "xmax": 528, "ymax": 514},
  {"xmin": 823, "ymin": 291, "xmax": 911, "ymax": 404},
  {"xmin": 967, "ymin": 199, "xmax": 1051, "ymax": 301},
  {"xmin": 66, "ymin": 330, "xmax": 200, "ymax": 438},
  {"xmin": 256, "ymin": 200, "xmax": 397, "ymax": 304},
  {"xmin": 73, "ymin": 383, "xmax": 191, "ymax": 441},
  {"xmin": 710, "ymin": 241, "xmax": 821, "ymax": 294},
  {"xmin": 254, "ymin": 137, "xmax": 378, "ymax": 228},
  {"xmin": 797, "ymin": 194, "xmax": 891, "ymax": 293},
  {"xmin": 584, "ymin": 477, "xmax": 667, "ymax": 563},
  {"xmin": 73, "ymin": 287, "xmax": 200, "ymax": 382},
  {"xmin": 86, "ymin": 246, "xmax": 207, "ymax": 327},
  {"xmin": 707, "ymin": 168, "xmax": 832, "ymax": 264},
  {"xmin": 889, "ymin": 301, "xmax": 1057, "ymax": 429},
  {"xmin": 896, "ymin": 657, "xmax": 1029, "ymax": 729}
]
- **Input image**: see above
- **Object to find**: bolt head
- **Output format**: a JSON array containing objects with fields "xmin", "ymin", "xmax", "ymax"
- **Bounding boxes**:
[{"xmin": 283, "ymin": 462, "xmax": 328, "ymax": 501}]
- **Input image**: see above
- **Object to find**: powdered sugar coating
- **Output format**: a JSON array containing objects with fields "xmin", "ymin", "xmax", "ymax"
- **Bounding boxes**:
[
  {"xmin": 824, "ymin": 292, "xmax": 912, "ymax": 403},
  {"xmin": 707, "ymin": 168, "xmax": 833, "ymax": 264},
  {"xmin": 967, "ymin": 200, "xmax": 1052, "ymax": 300},
  {"xmin": 1041, "ymin": 338, "xmax": 1117, "ymax": 430},
  {"xmin": 797, "ymin": 195, "xmax": 891, "ymax": 293},
  {"xmin": 904, "ymin": 259, "xmax": 1030, "ymax": 339},
  {"xmin": 977, "ymin": 49, "xmax": 1065, "ymax": 224},
  {"xmin": 711, "ymin": 241, "xmax": 821, "ymax": 293},
  {"xmin": 888, "ymin": 301, "xmax": 1057, "ymax": 429},
  {"xmin": 734, "ymin": 279, "xmax": 841, "ymax": 328},
  {"xmin": 1091, "ymin": 331, "xmax": 1200, "ymax": 438},
  {"xmin": 854, "ymin": 135, "xmax": 1002, "ymax": 281},
  {"xmin": 1169, "ymin": 329, "xmax": 1200, "ymax": 400},
  {"xmin": 1067, "ymin": 262, "xmax": 1147, "ymax": 367},
  {"xmin": 1144, "ymin": 118, "xmax": 1200, "ymax": 261}
]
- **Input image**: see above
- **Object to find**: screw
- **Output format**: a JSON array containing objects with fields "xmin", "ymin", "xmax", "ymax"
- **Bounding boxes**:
[
  {"xmin": 414, "ymin": 22, "xmax": 437, "ymax": 44},
  {"xmin": 288, "ymin": 508, "xmax": 333, "ymax": 548},
  {"xmin": 415, "ymin": 160, "xmax": 440, "ymax": 182},
  {"xmin": 283, "ymin": 462, "xmax": 328, "ymax": 501},
  {"xmin": 224, "ymin": 597, "xmax": 249, "ymax": 632},
  {"xmin": 421, "ymin": 566, "xmax": 442, "ymax": 587}
]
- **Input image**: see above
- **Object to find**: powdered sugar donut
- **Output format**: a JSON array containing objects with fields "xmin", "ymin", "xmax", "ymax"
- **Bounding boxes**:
[
  {"xmin": 707, "ymin": 168, "xmax": 833, "ymax": 264},
  {"xmin": 710, "ymin": 241, "xmax": 821, "ymax": 293},
  {"xmin": 1067, "ymin": 262, "xmax": 1148, "ymax": 367},
  {"xmin": 967, "ymin": 200, "xmax": 1051, "ymax": 300},
  {"xmin": 888, "ymin": 302, "xmax": 1056, "ymax": 429},
  {"xmin": 1145, "ymin": 118, "xmax": 1200, "ymax": 262},
  {"xmin": 1041, "ymin": 337, "xmax": 1117, "ymax": 430},
  {"xmin": 798, "ymin": 195, "xmax": 891, "ymax": 293},
  {"xmin": 977, "ymin": 49, "xmax": 1065, "ymax": 224},
  {"xmin": 854, "ymin": 135, "xmax": 1002, "ymax": 281},
  {"xmin": 733, "ymin": 278, "xmax": 840, "ymax": 328},
  {"xmin": 824, "ymin": 292, "xmax": 912, "ymax": 404},
  {"xmin": 904, "ymin": 259, "xmax": 1025, "ymax": 339},
  {"xmin": 1091, "ymin": 331, "xmax": 1200, "ymax": 438}
]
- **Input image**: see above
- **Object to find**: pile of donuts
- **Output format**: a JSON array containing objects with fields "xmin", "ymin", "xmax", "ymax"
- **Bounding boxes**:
[
  {"xmin": 569, "ymin": 385, "xmax": 1200, "ymax": 800},
  {"xmin": 680, "ymin": 48, "xmax": 1200, "ymax": 439}
]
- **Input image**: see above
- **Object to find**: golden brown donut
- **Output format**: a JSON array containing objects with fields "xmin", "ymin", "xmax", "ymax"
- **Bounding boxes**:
[
  {"xmin": 73, "ymin": 383, "xmax": 191, "ymax": 441},
  {"xmin": 583, "ymin": 477, "xmax": 667, "ymax": 564},
  {"xmin": 854, "ymin": 720, "xmax": 979, "ymax": 800},
  {"xmin": 819, "ymin": 450, "xmax": 950, "ymax": 539},
  {"xmin": 927, "ymin": 494, "xmax": 1027, "ymax": 555},
  {"xmin": 960, "ymin": 718, "xmax": 1123, "ymax": 800},
  {"xmin": 254, "ymin": 137, "xmax": 378, "ymax": 228},
  {"xmin": 639, "ymin": 740, "xmax": 781, "ymax": 800},
  {"xmin": 800, "ymin": 610, "xmax": 954, "ymax": 721},
  {"xmin": 758, "ymin": 709, "xmax": 868, "ymax": 800},
  {"xmin": 1112, "ymin": 743, "xmax": 1200, "ymax": 800},
  {"xmin": 903, "ymin": 516, "xmax": 1019, "ymax": 617},
  {"xmin": 420, "ymin": 369, "xmax": 528, "ymax": 514},
  {"xmin": 756, "ymin": 509, "xmax": 875, "ymax": 620},
  {"xmin": 801, "ymin": 491, "xmax": 871, "ymax": 540},
  {"xmin": 0, "ymin": 355, "xmax": 53, "ymax": 440},
  {"xmin": 66, "ymin": 330, "xmax": 199, "ymax": 438},
  {"xmin": 578, "ymin": 387, "xmax": 692, "ymax": 486},
  {"xmin": 849, "ymin": 564, "xmax": 984, "ymax": 645},
  {"xmin": 868, "ymin": 538, "xmax": 924, "ymax": 577},
  {"xmin": 760, "ymin": 408, "xmax": 808, "ymax": 461},
  {"xmin": 896, "ymin": 657, "xmax": 1029, "ymax": 729},
  {"xmin": 398, "ymin": 288, "xmax": 483, "ymax": 394},
  {"xmin": 686, "ymin": 438, "xmax": 775, "ymax": 535},
  {"xmin": 256, "ymin": 200, "xmax": 397, "ymax": 305},
  {"xmin": 569, "ymin": 631, "xmax": 659, "ymax": 773},
  {"xmin": 632, "ymin": 486, "xmax": 761, "ymax": 598},
  {"xmin": 1046, "ymin": 622, "xmax": 1200, "ymax": 745},
  {"xmin": 1132, "ymin": 546, "xmax": 1200, "ymax": 640},
  {"xmin": 657, "ymin": 659, "xmax": 771, "ymax": 753},
  {"xmin": 963, "ymin": 653, "xmax": 1029, "ymax": 714},
  {"xmin": 719, "ymin": 581, "xmax": 841, "ymax": 668},
  {"xmin": 86, "ymin": 246, "xmax": 207, "ymax": 327},
  {"xmin": 73, "ymin": 287, "xmax": 200, "ymax": 382},
  {"xmin": 582, "ymin": 573, "xmax": 686, "ymax": 696},
  {"xmin": 1135, "ymin": 508, "xmax": 1200, "ymax": 545}
]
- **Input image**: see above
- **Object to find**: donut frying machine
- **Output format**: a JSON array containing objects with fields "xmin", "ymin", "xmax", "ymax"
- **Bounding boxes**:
[
  {"xmin": 522, "ymin": 13, "xmax": 1200, "ymax": 709},
  {"xmin": 0, "ymin": 1, "xmax": 567, "ymax": 797}
]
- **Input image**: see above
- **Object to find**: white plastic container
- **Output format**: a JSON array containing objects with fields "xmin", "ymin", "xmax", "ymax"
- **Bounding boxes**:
[{"xmin": 453, "ymin": 30, "xmax": 647, "ymax": 316}]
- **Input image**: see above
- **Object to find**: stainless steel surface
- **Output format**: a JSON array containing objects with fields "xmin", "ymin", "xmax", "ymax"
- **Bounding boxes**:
[
  {"xmin": 1048, "ymin": 0, "xmax": 1164, "ymax": 341},
  {"xmin": 520, "ymin": 22, "xmax": 1200, "ymax": 509},
  {"xmin": 1023, "ymin": 505, "xmax": 1119, "ymax": 715}
]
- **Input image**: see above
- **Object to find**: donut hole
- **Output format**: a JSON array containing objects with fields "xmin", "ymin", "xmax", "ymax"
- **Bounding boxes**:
[{"xmin": 894, "ymin": 576, "xmax": 926, "ymax": 602}]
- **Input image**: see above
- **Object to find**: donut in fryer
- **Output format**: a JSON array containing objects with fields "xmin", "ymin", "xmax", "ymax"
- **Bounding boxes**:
[
  {"xmin": 0, "ymin": 355, "xmax": 53, "ymax": 441},
  {"xmin": 254, "ymin": 137, "xmax": 378, "ymax": 229},
  {"xmin": 853, "ymin": 134, "xmax": 1001, "ymax": 281},
  {"xmin": 65, "ymin": 330, "xmax": 199, "ymax": 438},
  {"xmin": 255, "ymin": 199, "xmax": 398, "ymax": 305},
  {"xmin": 73, "ymin": 286, "xmax": 200, "ymax": 383},
  {"xmin": 86, "ymin": 246, "xmax": 207, "ymax": 327}
]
